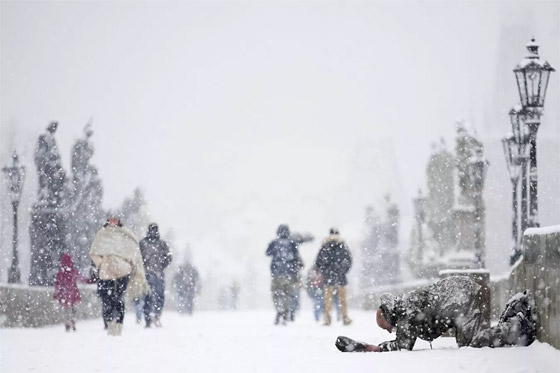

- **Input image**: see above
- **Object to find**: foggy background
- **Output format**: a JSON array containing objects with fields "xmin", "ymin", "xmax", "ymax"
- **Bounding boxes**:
[{"xmin": 1, "ymin": 1, "xmax": 559, "ymax": 307}]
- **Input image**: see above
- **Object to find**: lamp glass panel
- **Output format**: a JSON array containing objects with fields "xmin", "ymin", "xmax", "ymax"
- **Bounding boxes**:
[
  {"xmin": 539, "ymin": 69, "xmax": 551, "ymax": 106},
  {"xmin": 527, "ymin": 68, "xmax": 541, "ymax": 106},
  {"xmin": 510, "ymin": 114, "xmax": 522, "ymax": 144},
  {"xmin": 515, "ymin": 70, "xmax": 528, "ymax": 107}
]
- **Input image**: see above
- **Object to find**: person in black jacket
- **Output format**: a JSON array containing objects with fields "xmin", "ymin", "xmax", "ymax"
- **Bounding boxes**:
[
  {"xmin": 266, "ymin": 224, "xmax": 301, "ymax": 325},
  {"xmin": 139, "ymin": 223, "xmax": 172, "ymax": 327},
  {"xmin": 173, "ymin": 260, "xmax": 200, "ymax": 314},
  {"xmin": 335, "ymin": 277, "xmax": 536, "ymax": 352},
  {"xmin": 315, "ymin": 228, "xmax": 352, "ymax": 326}
]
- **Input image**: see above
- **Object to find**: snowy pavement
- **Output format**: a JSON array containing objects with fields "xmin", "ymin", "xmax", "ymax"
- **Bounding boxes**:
[{"xmin": 1, "ymin": 310, "xmax": 559, "ymax": 373}]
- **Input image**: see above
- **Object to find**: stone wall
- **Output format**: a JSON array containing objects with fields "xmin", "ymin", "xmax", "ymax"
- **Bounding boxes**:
[
  {"xmin": 0, "ymin": 284, "xmax": 101, "ymax": 327},
  {"xmin": 511, "ymin": 227, "xmax": 560, "ymax": 349},
  {"xmin": 487, "ymin": 226, "xmax": 560, "ymax": 349}
]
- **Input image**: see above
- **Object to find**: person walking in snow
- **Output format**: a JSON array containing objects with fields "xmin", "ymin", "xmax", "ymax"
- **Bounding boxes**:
[
  {"xmin": 315, "ymin": 228, "xmax": 352, "ymax": 326},
  {"xmin": 306, "ymin": 264, "xmax": 324, "ymax": 322},
  {"xmin": 140, "ymin": 223, "xmax": 172, "ymax": 327},
  {"xmin": 335, "ymin": 276, "xmax": 537, "ymax": 352},
  {"xmin": 287, "ymin": 232, "xmax": 313, "ymax": 322},
  {"xmin": 90, "ymin": 217, "xmax": 148, "ymax": 336},
  {"xmin": 173, "ymin": 259, "xmax": 200, "ymax": 314},
  {"xmin": 54, "ymin": 253, "xmax": 92, "ymax": 331},
  {"xmin": 266, "ymin": 224, "xmax": 301, "ymax": 325}
]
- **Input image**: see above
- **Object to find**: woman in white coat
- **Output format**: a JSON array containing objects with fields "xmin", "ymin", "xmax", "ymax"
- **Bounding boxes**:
[{"xmin": 90, "ymin": 217, "xmax": 148, "ymax": 336}]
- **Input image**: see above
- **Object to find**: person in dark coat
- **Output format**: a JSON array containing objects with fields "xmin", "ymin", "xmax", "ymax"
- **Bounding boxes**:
[
  {"xmin": 266, "ymin": 224, "xmax": 301, "ymax": 325},
  {"xmin": 54, "ymin": 253, "xmax": 92, "ymax": 331},
  {"xmin": 140, "ymin": 223, "xmax": 172, "ymax": 327},
  {"xmin": 335, "ymin": 276, "xmax": 536, "ymax": 352},
  {"xmin": 173, "ymin": 260, "xmax": 200, "ymax": 314},
  {"xmin": 288, "ymin": 232, "xmax": 313, "ymax": 322},
  {"xmin": 315, "ymin": 228, "xmax": 352, "ymax": 326}
]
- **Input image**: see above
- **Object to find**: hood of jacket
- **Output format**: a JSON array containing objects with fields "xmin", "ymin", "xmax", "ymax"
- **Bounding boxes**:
[
  {"xmin": 60, "ymin": 253, "xmax": 75, "ymax": 271},
  {"xmin": 379, "ymin": 293, "xmax": 403, "ymax": 326},
  {"xmin": 147, "ymin": 223, "xmax": 160, "ymax": 240},
  {"xmin": 277, "ymin": 224, "xmax": 290, "ymax": 239},
  {"xmin": 322, "ymin": 234, "xmax": 345, "ymax": 246}
]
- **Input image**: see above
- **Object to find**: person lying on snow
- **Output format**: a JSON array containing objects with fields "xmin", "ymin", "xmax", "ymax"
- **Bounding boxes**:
[{"xmin": 336, "ymin": 276, "xmax": 536, "ymax": 352}]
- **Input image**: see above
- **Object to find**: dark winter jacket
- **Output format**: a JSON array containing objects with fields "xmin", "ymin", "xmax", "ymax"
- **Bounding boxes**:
[
  {"xmin": 378, "ymin": 276, "xmax": 483, "ymax": 351},
  {"xmin": 173, "ymin": 262, "xmax": 200, "ymax": 296},
  {"xmin": 315, "ymin": 234, "xmax": 352, "ymax": 286},
  {"xmin": 139, "ymin": 227, "xmax": 172, "ymax": 275},
  {"xmin": 470, "ymin": 290, "xmax": 536, "ymax": 348},
  {"xmin": 266, "ymin": 225, "xmax": 301, "ymax": 278}
]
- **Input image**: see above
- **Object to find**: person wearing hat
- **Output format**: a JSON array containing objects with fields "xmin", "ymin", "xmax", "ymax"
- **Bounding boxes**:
[
  {"xmin": 266, "ymin": 224, "xmax": 302, "ymax": 325},
  {"xmin": 139, "ymin": 223, "xmax": 172, "ymax": 327},
  {"xmin": 315, "ymin": 228, "xmax": 352, "ymax": 326}
]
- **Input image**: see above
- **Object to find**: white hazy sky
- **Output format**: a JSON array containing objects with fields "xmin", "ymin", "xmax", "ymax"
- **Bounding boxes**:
[{"xmin": 1, "ymin": 0, "xmax": 559, "ymax": 278}]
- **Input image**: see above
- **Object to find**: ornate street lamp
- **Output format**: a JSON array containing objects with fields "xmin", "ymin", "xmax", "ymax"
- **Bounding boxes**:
[
  {"xmin": 513, "ymin": 38, "xmax": 555, "ymax": 228},
  {"xmin": 2, "ymin": 152, "xmax": 26, "ymax": 283},
  {"xmin": 514, "ymin": 38, "xmax": 555, "ymax": 110}
]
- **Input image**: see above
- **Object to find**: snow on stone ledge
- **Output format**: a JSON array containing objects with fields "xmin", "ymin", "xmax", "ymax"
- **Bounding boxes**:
[
  {"xmin": 524, "ymin": 225, "xmax": 560, "ymax": 236},
  {"xmin": 439, "ymin": 268, "xmax": 490, "ymax": 276}
]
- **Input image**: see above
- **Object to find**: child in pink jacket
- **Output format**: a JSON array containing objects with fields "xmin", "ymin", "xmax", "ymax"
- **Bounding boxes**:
[{"xmin": 54, "ymin": 254, "xmax": 92, "ymax": 331}]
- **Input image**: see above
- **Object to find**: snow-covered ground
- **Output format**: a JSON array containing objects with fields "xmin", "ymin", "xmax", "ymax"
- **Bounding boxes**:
[{"xmin": 1, "ymin": 309, "xmax": 559, "ymax": 373}]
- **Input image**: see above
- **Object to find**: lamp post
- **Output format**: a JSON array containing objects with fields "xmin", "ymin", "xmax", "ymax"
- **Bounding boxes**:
[
  {"xmin": 413, "ymin": 189, "xmax": 426, "ymax": 265},
  {"xmin": 513, "ymin": 38, "xmax": 555, "ymax": 229},
  {"xmin": 469, "ymin": 150, "xmax": 489, "ymax": 268},
  {"xmin": 503, "ymin": 106, "xmax": 533, "ymax": 264},
  {"xmin": 502, "ymin": 131, "xmax": 523, "ymax": 264},
  {"xmin": 467, "ymin": 148, "xmax": 490, "ymax": 268},
  {"xmin": 2, "ymin": 152, "xmax": 26, "ymax": 284}
]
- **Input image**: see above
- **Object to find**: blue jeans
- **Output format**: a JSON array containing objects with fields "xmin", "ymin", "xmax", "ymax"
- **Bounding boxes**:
[
  {"xmin": 134, "ymin": 298, "xmax": 144, "ymax": 322},
  {"xmin": 144, "ymin": 273, "xmax": 165, "ymax": 322},
  {"xmin": 313, "ymin": 295, "xmax": 324, "ymax": 321}
]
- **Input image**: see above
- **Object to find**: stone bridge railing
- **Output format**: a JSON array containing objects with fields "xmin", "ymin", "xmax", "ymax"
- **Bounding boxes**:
[
  {"xmin": 0, "ymin": 283, "xmax": 101, "ymax": 328},
  {"xmin": 510, "ymin": 226, "xmax": 559, "ymax": 349}
]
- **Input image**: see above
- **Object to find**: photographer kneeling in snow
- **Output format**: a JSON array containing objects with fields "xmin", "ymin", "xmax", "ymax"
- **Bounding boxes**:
[{"xmin": 336, "ymin": 276, "xmax": 536, "ymax": 352}]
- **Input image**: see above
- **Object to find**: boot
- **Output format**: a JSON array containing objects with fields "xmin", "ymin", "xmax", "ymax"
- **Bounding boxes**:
[
  {"xmin": 114, "ymin": 322, "xmax": 123, "ymax": 336},
  {"xmin": 343, "ymin": 317, "xmax": 353, "ymax": 326},
  {"xmin": 323, "ymin": 314, "xmax": 331, "ymax": 326},
  {"xmin": 64, "ymin": 322, "xmax": 71, "ymax": 332},
  {"xmin": 107, "ymin": 321, "xmax": 117, "ymax": 336}
]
